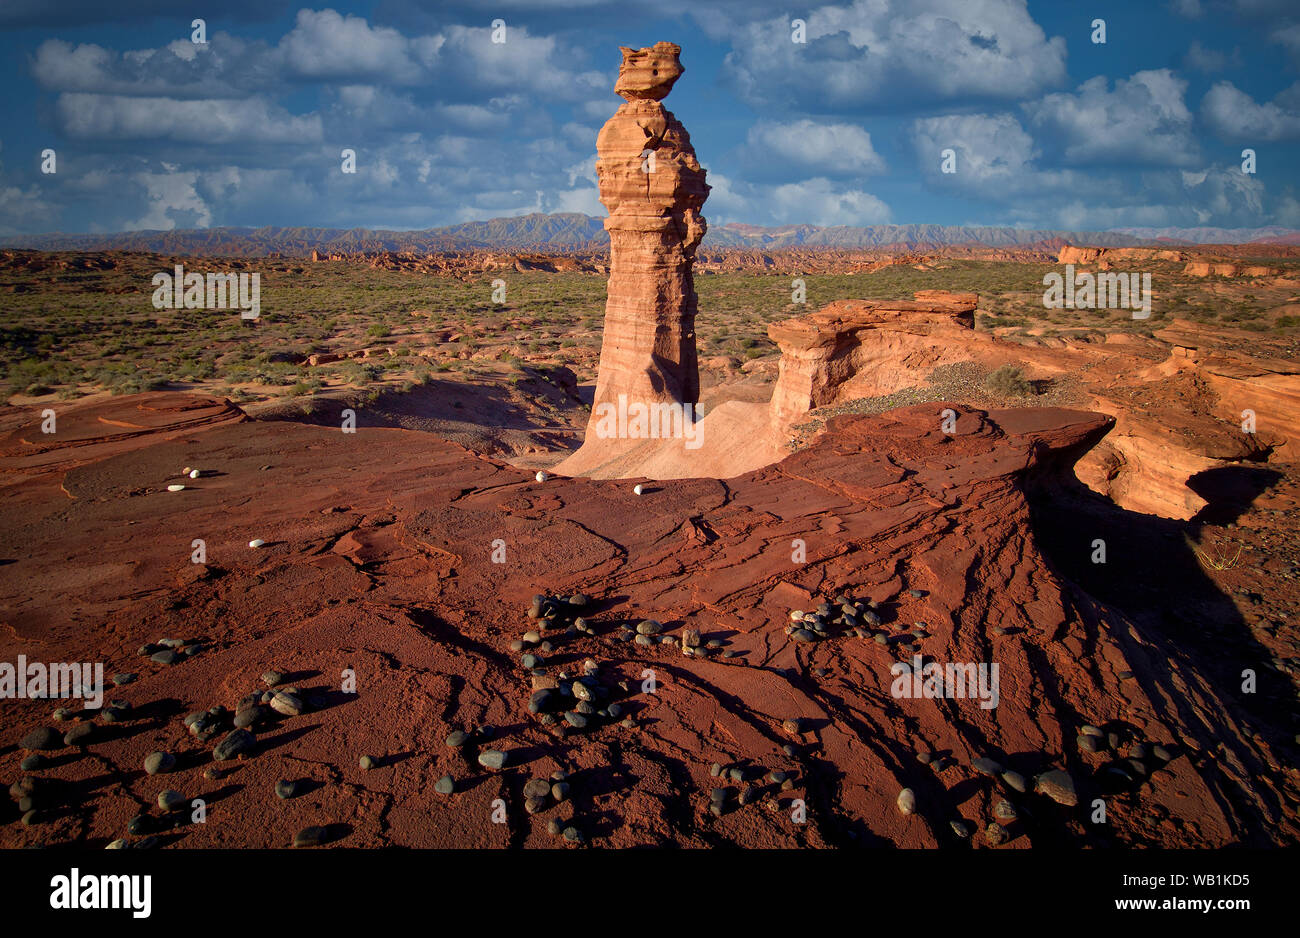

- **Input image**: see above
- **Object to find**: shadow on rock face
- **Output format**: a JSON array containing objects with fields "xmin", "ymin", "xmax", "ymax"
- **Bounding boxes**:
[
  {"xmin": 1024, "ymin": 456, "xmax": 1292, "ymax": 846},
  {"xmin": 1186, "ymin": 465, "xmax": 1284, "ymax": 526}
]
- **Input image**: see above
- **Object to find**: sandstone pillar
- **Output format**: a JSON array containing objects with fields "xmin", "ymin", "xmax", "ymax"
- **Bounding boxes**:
[{"xmin": 591, "ymin": 41, "xmax": 709, "ymax": 411}]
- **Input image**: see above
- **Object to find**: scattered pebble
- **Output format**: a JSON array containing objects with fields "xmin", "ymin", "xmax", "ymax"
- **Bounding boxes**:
[
  {"xmin": 63, "ymin": 722, "xmax": 94, "ymax": 747},
  {"xmin": 434, "ymin": 775, "xmax": 455, "ymax": 795},
  {"xmin": 275, "ymin": 779, "xmax": 302, "ymax": 800},
  {"xmin": 19, "ymin": 727, "xmax": 61, "ymax": 751},
  {"xmin": 359, "ymin": 755, "xmax": 378, "ymax": 770},
  {"xmin": 143, "ymin": 752, "xmax": 176, "ymax": 775},
  {"xmin": 213, "ymin": 728, "xmax": 255, "ymax": 761},
  {"xmin": 248, "ymin": 539, "xmax": 266, "ymax": 549},
  {"xmin": 293, "ymin": 826, "xmax": 329, "ymax": 847},
  {"xmin": 446, "ymin": 730, "xmax": 469, "ymax": 748},
  {"xmin": 897, "ymin": 788, "xmax": 917, "ymax": 815},
  {"xmin": 1034, "ymin": 769, "xmax": 1078, "ymax": 807},
  {"xmin": 535, "ymin": 471, "xmax": 549, "ymax": 483},
  {"xmin": 477, "ymin": 750, "xmax": 508, "ymax": 771},
  {"xmin": 157, "ymin": 789, "xmax": 187, "ymax": 812},
  {"xmin": 270, "ymin": 692, "xmax": 303, "ymax": 717}
]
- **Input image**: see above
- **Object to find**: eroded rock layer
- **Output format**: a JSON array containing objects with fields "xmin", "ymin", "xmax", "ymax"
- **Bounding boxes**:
[
  {"xmin": 558, "ymin": 43, "xmax": 708, "ymax": 477},
  {"xmin": 1, "ymin": 394, "xmax": 1295, "ymax": 848}
]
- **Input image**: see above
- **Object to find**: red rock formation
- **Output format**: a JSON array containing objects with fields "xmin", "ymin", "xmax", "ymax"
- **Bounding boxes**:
[
  {"xmin": 767, "ymin": 291, "xmax": 981, "ymax": 429},
  {"xmin": 590, "ymin": 41, "xmax": 708, "ymax": 411},
  {"xmin": 3, "ymin": 392, "xmax": 1296, "ymax": 847},
  {"xmin": 555, "ymin": 42, "xmax": 710, "ymax": 478}
]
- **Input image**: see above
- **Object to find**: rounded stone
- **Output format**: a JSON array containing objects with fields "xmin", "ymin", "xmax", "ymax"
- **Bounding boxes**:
[
  {"xmin": 1000, "ymin": 770, "xmax": 1027, "ymax": 793},
  {"xmin": 270, "ymin": 692, "xmax": 303, "ymax": 717},
  {"xmin": 445, "ymin": 730, "xmax": 469, "ymax": 748},
  {"xmin": 261, "ymin": 670, "xmax": 284, "ymax": 687},
  {"xmin": 564, "ymin": 711, "xmax": 588, "ymax": 729},
  {"xmin": 994, "ymin": 799, "xmax": 1018, "ymax": 823},
  {"xmin": 213, "ymin": 728, "xmax": 256, "ymax": 761},
  {"xmin": 293, "ymin": 826, "xmax": 329, "ymax": 847},
  {"xmin": 233, "ymin": 706, "xmax": 264, "ymax": 729},
  {"xmin": 897, "ymin": 788, "xmax": 917, "ymax": 815},
  {"xmin": 477, "ymin": 749, "xmax": 508, "ymax": 771},
  {"xmin": 274, "ymin": 779, "xmax": 301, "ymax": 799},
  {"xmin": 359, "ymin": 755, "xmax": 378, "ymax": 770},
  {"xmin": 157, "ymin": 789, "xmax": 187, "ymax": 812},
  {"xmin": 1034, "ymin": 769, "xmax": 1078, "ymax": 806},
  {"xmin": 636, "ymin": 619, "xmax": 663, "ymax": 636},
  {"xmin": 551, "ymin": 782, "xmax": 570, "ymax": 802},
  {"xmin": 971, "ymin": 757, "xmax": 1003, "ymax": 777},
  {"xmin": 63, "ymin": 722, "xmax": 94, "ymax": 747},
  {"xmin": 19, "ymin": 754, "xmax": 43, "ymax": 771},
  {"xmin": 143, "ymin": 751, "xmax": 176, "ymax": 775},
  {"xmin": 434, "ymin": 775, "xmax": 455, "ymax": 795},
  {"xmin": 523, "ymin": 778, "xmax": 551, "ymax": 799},
  {"xmin": 20, "ymin": 727, "xmax": 62, "ymax": 751}
]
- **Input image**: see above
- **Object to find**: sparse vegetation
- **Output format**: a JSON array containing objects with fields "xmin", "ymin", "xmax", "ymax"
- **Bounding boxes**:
[{"xmin": 985, "ymin": 363, "xmax": 1035, "ymax": 397}]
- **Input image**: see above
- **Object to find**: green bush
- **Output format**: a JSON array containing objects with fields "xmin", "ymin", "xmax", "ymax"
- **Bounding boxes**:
[{"xmin": 985, "ymin": 364, "xmax": 1035, "ymax": 397}]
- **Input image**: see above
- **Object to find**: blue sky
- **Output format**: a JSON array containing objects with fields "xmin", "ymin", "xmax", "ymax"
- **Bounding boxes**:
[{"xmin": 2, "ymin": 0, "xmax": 1300, "ymax": 235}]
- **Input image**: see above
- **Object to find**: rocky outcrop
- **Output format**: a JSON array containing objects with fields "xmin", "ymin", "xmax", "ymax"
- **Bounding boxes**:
[
  {"xmin": 1057, "ymin": 245, "xmax": 1186, "ymax": 266},
  {"xmin": 4, "ymin": 392, "xmax": 1296, "ymax": 847},
  {"xmin": 591, "ymin": 41, "xmax": 708, "ymax": 411},
  {"xmin": 1183, "ymin": 261, "xmax": 1279, "ymax": 278},
  {"xmin": 555, "ymin": 42, "xmax": 710, "ymax": 478},
  {"xmin": 767, "ymin": 291, "xmax": 980, "ymax": 429}
]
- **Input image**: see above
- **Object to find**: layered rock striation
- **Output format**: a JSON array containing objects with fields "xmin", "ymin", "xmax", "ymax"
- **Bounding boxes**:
[{"xmin": 557, "ymin": 43, "xmax": 709, "ymax": 477}]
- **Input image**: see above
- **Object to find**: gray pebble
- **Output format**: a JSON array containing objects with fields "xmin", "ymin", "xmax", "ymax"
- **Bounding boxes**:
[
  {"xmin": 143, "ymin": 751, "xmax": 176, "ymax": 775},
  {"xmin": 213, "ymin": 728, "xmax": 255, "ymax": 761},
  {"xmin": 477, "ymin": 750, "xmax": 507, "ymax": 771}
]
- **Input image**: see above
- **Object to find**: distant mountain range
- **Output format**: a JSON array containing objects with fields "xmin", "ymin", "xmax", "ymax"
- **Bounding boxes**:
[{"xmin": 5, "ymin": 213, "xmax": 1298, "ymax": 256}]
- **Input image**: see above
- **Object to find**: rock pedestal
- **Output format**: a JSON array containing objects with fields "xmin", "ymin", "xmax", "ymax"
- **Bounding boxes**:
[{"xmin": 592, "ymin": 41, "xmax": 709, "ymax": 411}]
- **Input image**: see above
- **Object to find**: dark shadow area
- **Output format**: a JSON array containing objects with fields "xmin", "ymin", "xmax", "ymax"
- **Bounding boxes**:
[{"xmin": 1022, "ymin": 434, "xmax": 1292, "ymax": 846}]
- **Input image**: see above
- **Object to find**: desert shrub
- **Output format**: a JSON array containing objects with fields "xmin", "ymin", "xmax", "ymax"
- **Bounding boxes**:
[{"xmin": 985, "ymin": 364, "xmax": 1034, "ymax": 397}]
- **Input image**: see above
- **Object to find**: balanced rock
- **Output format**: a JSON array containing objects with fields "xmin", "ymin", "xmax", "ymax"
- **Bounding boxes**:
[{"xmin": 554, "ymin": 42, "xmax": 709, "ymax": 476}]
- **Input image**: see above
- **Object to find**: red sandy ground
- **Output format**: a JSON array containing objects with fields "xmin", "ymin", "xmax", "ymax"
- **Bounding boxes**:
[{"xmin": 0, "ymin": 393, "xmax": 1296, "ymax": 848}]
